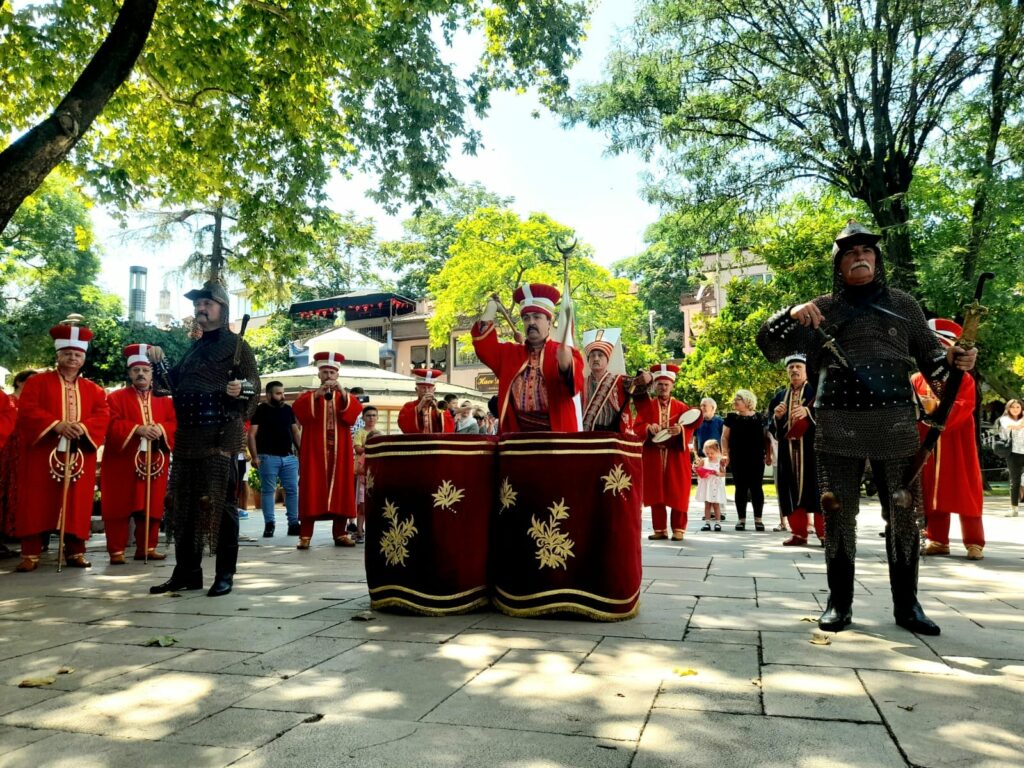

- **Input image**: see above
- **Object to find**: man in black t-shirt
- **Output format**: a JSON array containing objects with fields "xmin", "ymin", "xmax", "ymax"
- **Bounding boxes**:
[{"xmin": 248, "ymin": 381, "xmax": 301, "ymax": 537}]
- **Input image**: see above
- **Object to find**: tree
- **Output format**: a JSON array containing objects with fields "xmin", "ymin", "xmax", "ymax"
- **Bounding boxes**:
[
  {"xmin": 569, "ymin": 0, "xmax": 1002, "ymax": 289},
  {"xmin": 382, "ymin": 182, "xmax": 513, "ymax": 298},
  {"xmin": 615, "ymin": 201, "xmax": 752, "ymax": 356},
  {"xmin": 1, "ymin": 0, "xmax": 591, "ymax": 277},
  {"xmin": 0, "ymin": 173, "xmax": 125, "ymax": 369},
  {"xmin": 427, "ymin": 207, "xmax": 664, "ymax": 371}
]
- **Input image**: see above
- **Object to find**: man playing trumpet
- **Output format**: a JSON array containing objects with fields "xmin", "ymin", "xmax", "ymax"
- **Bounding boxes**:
[
  {"xmin": 472, "ymin": 283, "xmax": 584, "ymax": 433},
  {"xmin": 398, "ymin": 368, "xmax": 455, "ymax": 434}
]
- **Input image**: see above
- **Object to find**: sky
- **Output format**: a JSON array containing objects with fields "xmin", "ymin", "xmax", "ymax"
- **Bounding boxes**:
[{"xmin": 92, "ymin": 1, "xmax": 659, "ymax": 323}]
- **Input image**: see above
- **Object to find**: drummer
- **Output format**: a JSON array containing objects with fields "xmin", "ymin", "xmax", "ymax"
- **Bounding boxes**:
[
  {"xmin": 397, "ymin": 369, "xmax": 455, "ymax": 434},
  {"xmin": 472, "ymin": 282, "xmax": 584, "ymax": 432},
  {"xmin": 634, "ymin": 364, "xmax": 702, "ymax": 541},
  {"xmin": 581, "ymin": 328, "xmax": 651, "ymax": 433}
]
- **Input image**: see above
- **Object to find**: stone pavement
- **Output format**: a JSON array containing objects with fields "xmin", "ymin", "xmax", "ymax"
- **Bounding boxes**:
[{"xmin": 0, "ymin": 497, "xmax": 1021, "ymax": 768}]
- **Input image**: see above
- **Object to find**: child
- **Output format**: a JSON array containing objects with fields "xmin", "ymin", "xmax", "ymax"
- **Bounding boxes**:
[{"xmin": 696, "ymin": 439, "xmax": 727, "ymax": 531}]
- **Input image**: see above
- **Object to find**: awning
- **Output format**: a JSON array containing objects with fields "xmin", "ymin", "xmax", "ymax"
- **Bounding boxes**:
[{"xmin": 289, "ymin": 291, "xmax": 417, "ymax": 321}]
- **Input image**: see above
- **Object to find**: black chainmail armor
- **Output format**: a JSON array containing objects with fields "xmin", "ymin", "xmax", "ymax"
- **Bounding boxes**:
[
  {"xmin": 757, "ymin": 243, "xmax": 953, "ymax": 610},
  {"xmin": 166, "ymin": 326, "xmax": 259, "ymax": 556}
]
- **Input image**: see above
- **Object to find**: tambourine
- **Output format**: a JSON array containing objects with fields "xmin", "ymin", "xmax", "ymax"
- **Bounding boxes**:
[{"xmin": 652, "ymin": 407, "xmax": 702, "ymax": 443}]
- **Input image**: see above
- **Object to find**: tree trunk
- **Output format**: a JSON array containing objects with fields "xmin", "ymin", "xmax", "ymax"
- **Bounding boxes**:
[
  {"xmin": 210, "ymin": 206, "xmax": 225, "ymax": 281},
  {"xmin": 0, "ymin": 0, "xmax": 158, "ymax": 234},
  {"xmin": 868, "ymin": 194, "xmax": 916, "ymax": 292}
]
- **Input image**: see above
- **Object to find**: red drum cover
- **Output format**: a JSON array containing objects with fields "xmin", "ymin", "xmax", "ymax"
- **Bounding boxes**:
[
  {"xmin": 492, "ymin": 432, "xmax": 644, "ymax": 620},
  {"xmin": 365, "ymin": 434, "xmax": 496, "ymax": 615}
]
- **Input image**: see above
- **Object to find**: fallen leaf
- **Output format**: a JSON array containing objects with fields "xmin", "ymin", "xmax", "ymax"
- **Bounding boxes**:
[
  {"xmin": 169, "ymin": 593, "xmax": 182, "ymax": 598},
  {"xmin": 57, "ymin": 667, "xmax": 74, "ymax": 675},
  {"xmin": 809, "ymin": 632, "xmax": 832, "ymax": 646},
  {"xmin": 144, "ymin": 636, "xmax": 177, "ymax": 647},
  {"xmin": 800, "ymin": 617, "xmax": 817, "ymax": 622},
  {"xmin": 351, "ymin": 611, "xmax": 376, "ymax": 622},
  {"xmin": 19, "ymin": 677, "xmax": 56, "ymax": 688},
  {"xmin": 898, "ymin": 704, "xmax": 915, "ymax": 712},
  {"xmin": 673, "ymin": 667, "xmax": 698, "ymax": 677}
]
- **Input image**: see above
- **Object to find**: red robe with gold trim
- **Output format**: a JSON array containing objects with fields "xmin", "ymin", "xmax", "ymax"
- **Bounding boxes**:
[
  {"xmin": 15, "ymin": 370, "xmax": 109, "ymax": 539},
  {"xmin": 471, "ymin": 320, "xmax": 584, "ymax": 433},
  {"xmin": 911, "ymin": 372, "xmax": 982, "ymax": 518},
  {"xmin": 582, "ymin": 373, "xmax": 636, "ymax": 433},
  {"xmin": 294, "ymin": 390, "xmax": 363, "ymax": 520},
  {"xmin": 634, "ymin": 396, "xmax": 700, "ymax": 510},
  {"xmin": 398, "ymin": 401, "xmax": 455, "ymax": 434},
  {"xmin": 0, "ymin": 390, "xmax": 15, "ymax": 452},
  {"xmin": 100, "ymin": 387, "xmax": 176, "ymax": 523}
]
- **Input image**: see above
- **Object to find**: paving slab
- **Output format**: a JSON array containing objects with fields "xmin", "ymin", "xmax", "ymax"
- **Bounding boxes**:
[
  {"xmin": 761, "ymin": 628, "xmax": 953, "ymax": 674},
  {"xmin": 220, "ymin": 634, "xmax": 364, "ymax": 677},
  {"xmin": 423, "ymin": 648, "xmax": 660, "ymax": 741},
  {"xmin": 761, "ymin": 664, "xmax": 880, "ymax": 721},
  {"xmin": 860, "ymin": 668, "xmax": 1024, "ymax": 768},
  {"xmin": 231, "ymin": 714, "xmax": 633, "ymax": 768},
  {"xmin": 0, "ymin": 725, "xmax": 61, "ymax": 756},
  {"xmin": 0, "ymin": 731, "xmax": 246, "ymax": 768},
  {"xmin": 236, "ymin": 640, "xmax": 504, "ymax": 721},
  {"xmin": 164, "ymin": 706, "xmax": 311, "ymax": 748},
  {"xmin": 448, "ymin": 629, "xmax": 600, "ymax": 653},
  {"xmin": 0, "ymin": 686, "xmax": 64, "ymax": 718},
  {"xmin": 150, "ymin": 649, "xmax": 258, "ymax": 673},
  {"xmin": 633, "ymin": 711, "xmax": 905, "ymax": 767},
  {"xmin": 645, "ymin": 577, "xmax": 756, "ymax": 599},
  {"xmin": 0, "ymin": 640, "xmax": 186, "ymax": 690},
  {"xmin": 93, "ymin": 610, "xmax": 223, "ymax": 630},
  {"xmin": 166, "ymin": 616, "xmax": 336, "ymax": 653},
  {"xmin": 0, "ymin": 619, "xmax": 119, "ymax": 662},
  {"xmin": 0, "ymin": 668, "xmax": 280, "ymax": 739},
  {"xmin": 313, "ymin": 611, "xmax": 484, "ymax": 643},
  {"xmin": 686, "ymin": 594, "xmax": 822, "ymax": 632}
]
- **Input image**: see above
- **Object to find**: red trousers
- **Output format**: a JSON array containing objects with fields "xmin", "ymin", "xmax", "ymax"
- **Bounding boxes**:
[
  {"xmin": 21, "ymin": 534, "xmax": 85, "ymax": 558},
  {"xmin": 299, "ymin": 517, "xmax": 348, "ymax": 539},
  {"xmin": 105, "ymin": 513, "xmax": 161, "ymax": 556},
  {"xmin": 926, "ymin": 513, "xmax": 985, "ymax": 548},
  {"xmin": 789, "ymin": 508, "xmax": 824, "ymax": 540},
  {"xmin": 651, "ymin": 504, "xmax": 687, "ymax": 534}
]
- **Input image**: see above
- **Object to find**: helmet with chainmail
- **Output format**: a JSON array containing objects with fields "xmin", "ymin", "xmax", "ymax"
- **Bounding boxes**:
[
  {"xmin": 184, "ymin": 279, "xmax": 231, "ymax": 326},
  {"xmin": 831, "ymin": 220, "xmax": 886, "ymax": 295}
]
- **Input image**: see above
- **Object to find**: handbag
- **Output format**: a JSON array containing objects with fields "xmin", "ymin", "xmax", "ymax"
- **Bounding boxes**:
[{"xmin": 993, "ymin": 435, "xmax": 1011, "ymax": 459}]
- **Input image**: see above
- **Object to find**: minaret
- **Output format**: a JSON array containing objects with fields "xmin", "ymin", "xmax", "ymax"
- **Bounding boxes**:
[
  {"xmin": 156, "ymin": 287, "xmax": 173, "ymax": 330},
  {"xmin": 128, "ymin": 266, "xmax": 148, "ymax": 323}
]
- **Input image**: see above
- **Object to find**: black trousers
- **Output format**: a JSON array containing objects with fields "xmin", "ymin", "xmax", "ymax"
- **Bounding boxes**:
[
  {"xmin": 1008, "ymin": 452, "xmax": 1024, "ymax": 507},
  {"xmin": 732, "ymin": 462, "xmax": 765, "ymax": 520}
]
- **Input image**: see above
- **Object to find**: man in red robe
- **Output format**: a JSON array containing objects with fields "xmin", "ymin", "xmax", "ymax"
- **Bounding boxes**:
[
  {"xmin": 15, "ymin": 321, "xmax": 109, "ymax": 572},
  {"xmin": 294, "ymin": 350, "xmax": 364, "ymax": 549},
  {"xmin": 0, "ymin": 390, "xmax": 15, "ymax": 451},
  {"xmin": 913, "ymin": 318, "xmax": 985, "ymax": 560},
  {"xmin": 634, "ymin": 364, "xmax": 701, "ymax": 541},
  {"xmin": 101, "ymin": 344, "xmax": 177, "ymax": 564},
  {"xmin": 580, "ymin": 328, "xmax": 651, "ymax": 433},
  {"xmin": 472, "ymin": 282, "xmax": 584, "ymax": 433},
  {"xmin": 397, "ymin": 368, "xmax": 455, "ymax": 433}
]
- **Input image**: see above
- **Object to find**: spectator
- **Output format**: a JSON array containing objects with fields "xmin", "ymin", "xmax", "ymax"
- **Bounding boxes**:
[
  {"xmin": 999, "ymin": 399, "xmax": 1024, "ymax": 517},
  {"xmin": 248, "ymin": 381, "xmax": 301, "ymax": 538},
  {"xmin": 455, "ymin": 400, "xmax": 481, "ymax": 433},
  {"xmin": 353, "ymin": 405, "xmax": 381, "ymax": 543},
  {"xmin": 696, "ymin": 439, "xmax": 727, "ymax": 532},
  {"xmin": 693, "ymin": 396, "xmax": 727, "ymax": 523},
  {"xmin": 722, "ymin": 389, "xmax": 772, "ymax": 532}
]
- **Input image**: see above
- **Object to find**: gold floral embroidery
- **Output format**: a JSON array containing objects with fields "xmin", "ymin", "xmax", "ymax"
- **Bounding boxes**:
[
  {"xmin": 527, "ymin": 498, "xmax": 575, "ymax": 570},
  {"xmin": 499, "ymin": 477, "xmax": 517, "ymax": 512},
  {"xmin": 380, "ymin": 499, "xmax": 417, "ymax": 567},
  {"xmin": 601, "ymin": 464, "xmax": 632, "ymax": 496},
  {"xmin": 432, "ymin": 479, "xmax": 466, "ymax": 512},
  {"xmin": 365, "ymin": 469, "xmax": 374, "ymax": 495}
]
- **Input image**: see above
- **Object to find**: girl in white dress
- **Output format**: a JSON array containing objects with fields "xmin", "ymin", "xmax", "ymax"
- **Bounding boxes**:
[{"xmin": 697, "ymin": 439, "xmax": 727, "ymax": 531}]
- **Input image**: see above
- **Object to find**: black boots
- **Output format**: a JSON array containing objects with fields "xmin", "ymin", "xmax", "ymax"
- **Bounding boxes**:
[
  {"xmin": 286, "ymin": 522, "xmax": 301, "ymax": 536},
  {"xmin": 207, "ymin": 573, "xmax": 234, "ymax": 597},
  {"xmin": 150, "ymin": 568, "xmax": 203, "ymax": 594},
  {"xmin": 263, "ymin": 523, "xmax": 275, "ymax": 538},
  {"xmin": 818, "ymin": 548, "xmax": 854, "ymax": 632},
  {"xmin": 886, "ymin": 527, "xmax": 940, "ymax": 636}
]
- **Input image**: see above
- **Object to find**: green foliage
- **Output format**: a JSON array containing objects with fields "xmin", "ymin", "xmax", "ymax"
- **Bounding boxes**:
[
  {"xmin": 569, "ymin": 0, "xmax": 1012, "ymax": 287},
  {"xmin": 2, "ymin": 1, "xmax": 590, "ymax": 300},
  {"xmin": 382, "ymin": 182, "xmax": 513, "ymax": 298},
  {"xmin": 82, "ymin": 321, "xmax": 192, "ymax": 386},
  {"xmin": 0, "ymin": 174, "xmax": 124, "ymax": 370},
  {"xmin": 246, "ymin": 312, "xmax": 295, "ymax": 375},
  {"xmin": 427, "ymin": 206, "xmax": 660, "ymax": 371}
]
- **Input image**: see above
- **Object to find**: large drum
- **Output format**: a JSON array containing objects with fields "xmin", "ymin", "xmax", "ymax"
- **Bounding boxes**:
[
  {"xmin": 491, "ymin": 432, "xmax": 644, "ymax": 621},
  {"xmin": 364, "ymin": 434, "xmax": 496, "ymax": 615}
]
